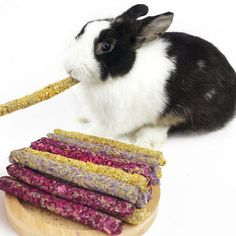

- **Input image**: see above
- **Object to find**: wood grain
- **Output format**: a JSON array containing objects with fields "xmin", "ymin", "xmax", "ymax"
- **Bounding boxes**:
[{"xmin": 4, "ymin": 186, "xmax": 160, "ymax": 236}]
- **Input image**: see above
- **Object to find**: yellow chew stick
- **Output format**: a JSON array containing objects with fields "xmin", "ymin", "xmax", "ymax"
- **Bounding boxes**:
[
  {"xmin": 25, "ymin": 148, "xmax": 149, "ymax": 192},
  {"xmin": 54, "ymin": 129, "xmax": 165, "ymax": 164},
  {"xmin": 0, "ymin": 77, "xmax": 79, "ymax": 117}
]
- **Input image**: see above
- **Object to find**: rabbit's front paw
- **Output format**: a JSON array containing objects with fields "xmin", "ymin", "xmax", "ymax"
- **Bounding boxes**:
[{"xmin": 134, "ymin": 126, "xmax": 169, "ymax": 150}]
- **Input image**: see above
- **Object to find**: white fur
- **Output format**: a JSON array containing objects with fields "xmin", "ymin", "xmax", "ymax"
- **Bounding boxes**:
[
  {"xmin": 65, "ymin": 21, "xmax": 176, "ymax": 148},
  {"xmin": 64, "ymin": 21, "xmax": 110, "ymax": 83},
  {"xmin": 135, "ymin": 126, "xmax": 169, "ymax": 149}
]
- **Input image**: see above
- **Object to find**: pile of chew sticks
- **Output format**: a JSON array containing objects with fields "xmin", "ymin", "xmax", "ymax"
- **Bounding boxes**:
[{"xmin": 0, "ymin": 129, "xmax": 165, "ymax": 235}]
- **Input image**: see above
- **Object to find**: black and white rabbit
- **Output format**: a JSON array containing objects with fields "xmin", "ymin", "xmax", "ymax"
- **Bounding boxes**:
[{"xmin": 64, "ymin": 4, "xmax": 236, "ymax": 148}]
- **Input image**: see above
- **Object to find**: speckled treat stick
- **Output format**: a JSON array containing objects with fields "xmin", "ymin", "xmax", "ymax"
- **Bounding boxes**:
[
  {"xmin": 54, "ymin": 129, "xmax": 165, "ymax": 164},
  {"xmin": 31, "ymin": 138, "xmax": 157, "ymax": 184},
  {"xmin": 136, "ymin": 187, "xmax": 152, "ymax": 208},
  {"xmin": 0, "ymin": 176, "xmax": 123, "ymax": 235},
  {"xmin": 7, "ymin": 164, "xmax": 135, "ymax": 218},
  {"xmin": 48, "ymin": 132, "xmax": 161, "ymax": 167},
  {"xmin": 9, "ymin": 148, "xmax": 142, "ymax": 204},
  {"xmin": 123, "ymin": 207, "xmax": 151, "ymax": 225},
  {"xmin": 7, "ymin": 164, "xmax": 151, "ymax": 223},
  {"xmin": 51, "ymin": 129, "xmax": 165, "ymax": 177},
  {"xmin": 24, "ymin": 148, "xmax": 149, "ymax": 192},
  {"xmin": 0, "ymin": 77, "xmax": 78, "ymax": 117},
  {"xmin": 48, "ymin": 133, "xmax": 163, "ymax": 179}
]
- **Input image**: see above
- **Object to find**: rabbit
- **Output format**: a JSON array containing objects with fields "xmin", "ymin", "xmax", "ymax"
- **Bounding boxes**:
[{"xmin": 64, "ymin": 4, "xmax": 236, "ymax": 149}]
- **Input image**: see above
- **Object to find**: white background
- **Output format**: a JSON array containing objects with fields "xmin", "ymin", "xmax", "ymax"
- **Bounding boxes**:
[{"xmin": 0, "ymin": 0, "xmax": 236, "ymax": 235}]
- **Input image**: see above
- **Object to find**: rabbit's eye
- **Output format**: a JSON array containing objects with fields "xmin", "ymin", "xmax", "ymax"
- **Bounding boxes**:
[
  {"xmin": 95, "ymin": 40, "xmax": 115, "ymax": 55},
  {"xmin": 101, "ymin": 42, "xmax": 111, "ymax": 51}
]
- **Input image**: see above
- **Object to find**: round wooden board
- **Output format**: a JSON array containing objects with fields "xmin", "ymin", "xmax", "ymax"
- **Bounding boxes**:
[{"xmin": 4, "ymin": 186, "xmax": 160, "ymax": 236}]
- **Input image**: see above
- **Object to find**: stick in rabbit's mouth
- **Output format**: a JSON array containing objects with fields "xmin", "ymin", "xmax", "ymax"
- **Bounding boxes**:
[{"xmin": 0, "ymin": 77, "xmax": 79, "ymax": 117}]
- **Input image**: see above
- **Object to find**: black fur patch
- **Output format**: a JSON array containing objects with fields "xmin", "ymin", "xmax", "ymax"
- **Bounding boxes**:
[
  {"xmin": 160, "ymin": 32, "xmax": 236, "ymax": 133},
  {"xmin": 94, "ymin": 21, "xmax": 138, "ymax": 81}
]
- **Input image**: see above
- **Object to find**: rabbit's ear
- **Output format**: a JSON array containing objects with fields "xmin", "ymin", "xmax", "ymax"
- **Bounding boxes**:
[
  {"xmin": 114, "ymin": 4, "xmax": 149, "ymax": 23},
  {"xmin": 136, "ymin": 12, "xmax": 174, "ymax": 48}
]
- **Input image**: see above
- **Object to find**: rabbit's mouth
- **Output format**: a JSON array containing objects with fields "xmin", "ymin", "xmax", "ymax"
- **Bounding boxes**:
[{"xmin": 70, "ymin": 65, "xmax": 100, "ymax": 84}]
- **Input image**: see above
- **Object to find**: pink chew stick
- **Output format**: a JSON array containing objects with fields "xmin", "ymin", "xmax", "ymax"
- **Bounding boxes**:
[
  {"xmin": 7, "ymin": 164, "xmax": 135, "ymax": 218},
  {"xmin": 0, "ymin": 176, "xmax": 123, "ymax": 235},
  {"xmin": 31, "ymin": 137, "xmax": 157, "ymax": 183}
]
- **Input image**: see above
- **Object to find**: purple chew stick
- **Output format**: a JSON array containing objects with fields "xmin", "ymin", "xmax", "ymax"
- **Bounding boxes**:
[
  {"xmin": 0, "ymin": 176, "xmax": 123, "ymax": 235},
  {"xmin": 7, "ymin": 164, "xmax": 135, "ymax": 218},
  {"xmin": 9, "ymin": 149, "xmax": 142, "ymax": 205},
  {"xmin": 47, "ymin": 133, "xmax": 161, "ymax": 174},
  {"xmin": 30, "ymin": 138, "xmax": 158, "ymax": 184}
]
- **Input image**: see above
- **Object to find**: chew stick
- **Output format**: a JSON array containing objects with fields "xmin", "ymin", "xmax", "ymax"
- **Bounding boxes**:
[
  {"xmin": 9, "ymin": 148, "xmax": 147, "ymax": 205},
  {"xmin": 25, "ymin": 148, "xmax": 149, "ymax": 192},
  {"xmin": 48, "ymin": 133, "xmax": 163, "ymax": 181},
  {"xmin": 123, "ymin": 207, "xmax": 151, "ymax": 225},
  {"xmin": 0, "ymin": 176, "xmax": 123, "ymax": 235},
  {"xmin": 0, "ymin": 77, "xmax": 78, "ymax": 117},
  {"xmin": 48, "ymin": 133, "xmax": 161, "ymax": 171},
  {"xmin": 48, "ymin": 133, "xmax": 163, "ymax": 180},
  {"xmin": 6, "ymin": 164, "xmax": 152, "ymax": 223},
  {"xmin": 31, "ymin": 138, "xmax": 157, "ymax": 183},
  {"xmin": 7, "ymin": 164, "xmax": 135, "ymax": 218},
  {"xmin": 54, "ymin": 129, "xmax": 165, "ymax": 163}
]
